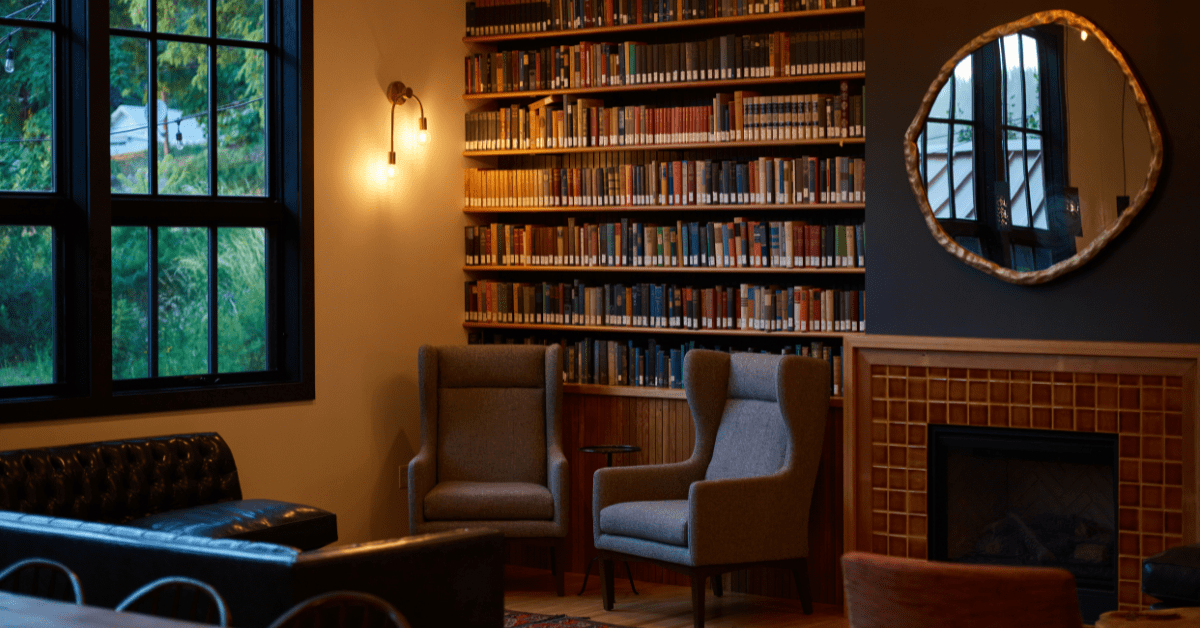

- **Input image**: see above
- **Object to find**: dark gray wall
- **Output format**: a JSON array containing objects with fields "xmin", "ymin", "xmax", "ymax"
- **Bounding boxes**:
[{"xmin": 866, "ymin": 0, "xmax": 1199, "ymax": 342}]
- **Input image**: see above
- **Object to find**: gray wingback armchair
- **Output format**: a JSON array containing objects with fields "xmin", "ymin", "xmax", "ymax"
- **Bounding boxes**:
[
  {"xmin": 592, "ymin": 349, "xmax": 830, "ymax": 628},
  {"xmin": 408, "ymin": 344, "xmax": 568, "ymax": 595}
]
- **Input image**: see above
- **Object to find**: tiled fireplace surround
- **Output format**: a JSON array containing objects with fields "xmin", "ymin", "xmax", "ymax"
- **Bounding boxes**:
[{"xmin": 845, "ymin": 336, "xmax": 1199, "ymax": 609}]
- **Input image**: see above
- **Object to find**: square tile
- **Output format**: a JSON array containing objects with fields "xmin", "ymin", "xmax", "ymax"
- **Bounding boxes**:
[
  {"xmin": 1053, "ymin": 384, "xmax": 1073, "ymax": 406},
  {"xmin": 889, "ymin": 535, "xmax": 907, "ymax": 557},
  {"xmin": 872, "ymin": 489, "xmax": 888, "ymax": 511},
  {"xmin": 889, "ymin": 469, "xmax": 907, "ymax": 490},
  {"xmin": 1118, "ymin": 435, "xmax": 1140, "ymax": 457},
  {"xmin": 889, "ymin": 513, "xmax": 906, "ymax": 534},
  {"xmin": 908, "ymin": 492, "xmax": 927, "ymax": 515},
  {"xmin": 1142, "ymin": 436, "xmax": 1164, "ymax": 460},
  {"xmin": 1032, "ymin": 383, "xmax": 1052, "ymax": 406},
  {"xmin": 928, "ymin": 368, "xmax": 948, "ymax": 378},
  {"xmin": 907, "ymin": 447, "xmax": 927, "ymax": 470},
  {"xmin": 1142, "ymin": 535, "xmax": 1164, "ymax": 557},
  {"xmin": 1031, "ymin": 407, "xmax": 1052, "ymax": 429},
  {"xmin": 1119, "ymin": 508, "xmax": 1139, "ymax": 530},
  {"xmin": 1143, "ymin": 387, "xmax": 1164, "ymax": 411},
  {"xmin": 1097, "ymin": 411, "xmax": 1119, "ymax": 433},
  {"xmin": 888, "ymin": 377, "xmax": 906, "ymax": 398},
  {"xmin": 908, "ymin": 379, "xmax": 928, "ymax": 400},
  {"xmin": 948, "ymin": 380, "xmax": 966, "ymax": 402},
  {"xmin": 908, "ymin": 470, "xmax": 926, "ymax": 492},
  {"xmin": 1098, "ymin": 373, "xmax": 1119, "ymax": 384},
  {"xmin": 928, "ymin": 403, "xmax": 947, "ymax": 424},
  {"xmin": 1010, "ymin": 382, "xmax": 1031, "ymax": 404},
  {"xmin": 1053, "ymin": 408, "xmax": 1073, "ymax": 430},
  {"xmin": 1143, "ymin": 412, "xmax": 1164, "ymax": 436},
  {"xmin": 1032, "ymin": 371, "xmax": 1052, "ymax": 382},
  {"xmin": 948, "ymin": 403, "xmax": 968, "ymax": 425},
  {"xmin": 908, "ymin": 537, "xmax": 927, "ymax": 559},
  {"xmin": 990, "ymin": 382, "xmax": 1010, "ymax": 403},
  {"xmin": 1165, "ymin": 438, "xmax": 1183, "ymax": 462},
  {"xmin": 1119, "ymin": 387, "xmax": 1141, "ymax": 410},
  {"xmin": 990, "ymin": 370, "xmax": 1011, "ymax": 381},
  {"xmin": 1119, "ymin": 557, "xmax": 1140, "ymax": 581},
  {"xmin": 871, "ymin": 376, "xmax": 888, "ymax": 398},
  {"xmin": 948, "ymin": 368, "xmax": 967, "ymax": 379},
  {"xmin": 969, "ymin": 369, "xmax": 989, "ymax": 379},
  {"xmin": 1142, "ymin": 486, "xmax": 1162, "ymax": 509},
  {"xmin": 872, "ymin": 421, "xmax": 888, "ymax": 443},
  {"xmin": 888, "ymin": 490, "xmax": 906, "ymax": 512},
  {"xmin": 1119, "ymin": 412, "xmax": 1141, "ymax": 434},
  {"xmin": 988, "ymin": 405, "xmax": 1010, "ymax": 427},
  {"xmin": 889, "ymin": 400, "xmax": 908, "ymax": 422},
  {"xmin": 1166, "ymin": 512, "xmax": 1183, "ymax": 535},
  {"xmin": 929, "ymin": 379, "xmax": 947, "ymax": 400},
  {"xmin": 1097, "ymin": 386, "xmax": 1118, "ymax": 409},
  {"xmin": 1143, "ymin": 510, "xmax": 1164, "ymax": 534},
  {"xmin": 1119, "ymin": 532, "xmax": 1139, "ymax": 555},
  {"xmin": 1119, "ymin": 485, "xmax": 1139, "ymax": 507},
  {"xmin": 872, "ymin": 466, "xmax": 889, "ymax": 488},
  {"xmin": 1076, "ymin": 373, "xmax": 1096, "ymax": 384},
  {"xmin": 872, "ymin": 512, "xmax": 888, "ymax": 532},
  {"xmin": 872, "ymin": 534, "xmax": 888, "ymax": 554},
  {"xmin": 889, "ymin": 445, "xmax": 907, "ymax": 466},
  {"xmin": 1053, "ymin": 372, "xmax": 1074, "ymax": 383},
  {"xmin": 1165, "ymin": 487, "xmax": 1183, "ymax": 510},
  {"xmin": 1076, "ymin": 409, "xmax": 1096, "ymax": 432},
  {"xmin": 889, "ymin": 366, "xmax": 906, "ymax": 376},
  {"xmin": 1119, "ymin": 460, "xmax": 1139, "ymax": 483},
  {"xmin": 909, "ymin": 515, "xmax": 927, "ymax": 537},
  {"xmin": 1142, "ymin": 461, "xmax": 1163, "ymax": 484},
  {"xmin": 1011, "ymin": 406, "xmax": 1031, "ymax": 428},
  {"xmin": 1075, "ymin": 385, "xmax": 1096, "ymax": 407},
  {"xmin": 908, "ymin": 425, "xmax": 926, "ymax": 446},
  {"xmin": 908, "ymin": 367, "xmax": 928, "ymax": 377},
  {"xmin": 1142, "ymin": 375, "xmax": 1163, "ymax": 386},
  {"xmin": 1010, "ymin": 371, "xmax": 1031, "ymax": 381},
  {"xmin": 1165, "ymin": 413, "xmax": 1183, "ymax": 437},
  {"xmin": 908, "ymin": 402, "xmax": 927, "ymax": 424},
  {"xmin": 871, "ymin": 400, "xmax": 889, "ymax": 420},
  {"xmin": 1165, "ymin": 462, "xmax": 1183, "ymax": 486},
  {"xmin": 1119, "ymin": 374, "xmax": 1140, "ymax": 386},
  {"xmin": 870, "ymin": 365, "xmax": 888, "ymax": 376},
  {"xmin": 872, "ymin": 444, "xmax": 889, "ymax": 466},
  {"xmin": 1164, "ymin": 387, "xmax": 1183, "ymax": 412},
  {"xmin": 969, "ymin": 381, "xmax": 987, "ymax": 402},
  {"xmin": 968, "ymin": 405, "xmax": 988, "ymax": 426},
  {"xmin": 890, "ymin": 423, "xmax": 908, "ymax": 444}
]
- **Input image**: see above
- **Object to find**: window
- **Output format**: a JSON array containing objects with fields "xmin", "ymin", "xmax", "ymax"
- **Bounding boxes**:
[
  {"xmin": 0, "ymin": 0, "xmax": 312, "ymax": 421},
  {"xmin": 917, "ymin": 26, "xmax": 1072, "ymax": 270}
]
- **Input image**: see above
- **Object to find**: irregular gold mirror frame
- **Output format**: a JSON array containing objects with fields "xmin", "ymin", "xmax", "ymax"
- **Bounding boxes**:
[{"xmin": 903, "ymin": 10, "xmax": 1163, "ymax": 285}]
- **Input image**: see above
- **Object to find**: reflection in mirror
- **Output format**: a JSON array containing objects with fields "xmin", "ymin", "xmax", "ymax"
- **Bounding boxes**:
[{"xmin": 905, "ymin": 11, "xmax": 1161, "ymax": 284}]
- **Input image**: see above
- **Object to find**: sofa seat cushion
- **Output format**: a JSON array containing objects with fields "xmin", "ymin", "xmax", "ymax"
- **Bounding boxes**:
[
  {"xmin": 424, "ymin": 481, "xmax": 553, "ymax": 521},
  {"xmin": 124, "ymin": 499, "xmax": 337, "ymax": 550},
  {"xmin": 1144, "ymin": 543, "xmax": 1200, "ymax": 606},
  {"xmin": 599, "ymin": 500, "xmax": 689, "ymax": 547}
]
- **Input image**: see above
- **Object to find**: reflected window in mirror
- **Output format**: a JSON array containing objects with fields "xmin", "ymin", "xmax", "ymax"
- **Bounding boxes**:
[{"xmin": 917, "ymin": 27, "xmax": 1071, "ymax": 272}]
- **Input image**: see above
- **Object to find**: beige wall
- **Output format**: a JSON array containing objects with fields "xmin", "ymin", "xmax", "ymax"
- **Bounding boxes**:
[{"xmin": 0, "ymin": 0, "xmax": 471, "ymax": 545}]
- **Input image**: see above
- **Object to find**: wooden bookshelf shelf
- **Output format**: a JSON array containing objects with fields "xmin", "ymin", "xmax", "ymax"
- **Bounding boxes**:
[
  {"xmin": 464, "ymin": 136, "xmax": 863, "ymax": 157},
  {"xmin": 464, "ymin": 264, "xmax": 865, "ymax": 274},
  {"xmin": 564, "ymin": 382, "xmax": 845, "ymax": 406},
  {"xmin": 463, "ymin": 72, "xmax": 866, "ymax": 101},
  {"xmin": 464, "ymin": 321, "xmax": 861, "ymax": 339},
  {"xmin": 464, "ymin": 7, "xmax": 866, "ymax": 44},
  {"xmin": 463, "ymin": 202, "xmax": 866, "ymax": 213}
]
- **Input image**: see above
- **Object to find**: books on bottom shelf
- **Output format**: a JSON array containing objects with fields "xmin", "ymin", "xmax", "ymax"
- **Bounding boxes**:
[
  {"xmin": 464, "ymin": 153, "xmax": 864, "ymax": 208},
  {"xmin": 464, "ymin": 279, "xmax": 864, "ymax": 333},
  {"xmin": 467, "ymin": 331, "xmax": 846, "ymax": 395},
  {"xmin": 466, "ymin": 218, "xmax": 864, "ymax": 269}
]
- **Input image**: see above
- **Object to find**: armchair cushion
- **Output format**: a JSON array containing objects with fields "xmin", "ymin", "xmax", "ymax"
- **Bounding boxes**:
[
  {"xmin": 424, "ymin": 481, "xmax": 553, "ymax": 521},
  {"xmin": 599, "ymin": 500, "xmax": 689, "ymax": 547},
  {"xmin": 704, "ymin": 399, "xmax": 789, "ymax": 481},
  {"xmin": 125, "ymin": 499, "xmax": 337, "ymax": 551}
]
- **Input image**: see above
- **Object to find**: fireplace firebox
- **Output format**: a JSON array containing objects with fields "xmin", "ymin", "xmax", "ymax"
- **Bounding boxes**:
[{"xmin": 929, "ymin": 425, "xmax": 1118, "ymax": 623}]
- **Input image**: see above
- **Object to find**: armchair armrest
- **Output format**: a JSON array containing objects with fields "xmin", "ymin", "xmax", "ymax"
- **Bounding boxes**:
[
  {"xmin": 407, "ymin": 446, "xmax": 436, "ymax": 534},
  {"xmin": 687, "ymin": 474, "xmax": 809, "ymax": 565},
  {"xmin": 548, "ymin": 447, "xmax": 568, "ymax": 532},
  {"xmin": 593, "ymin": 461, "xmax": 703, "ymax": 540}
]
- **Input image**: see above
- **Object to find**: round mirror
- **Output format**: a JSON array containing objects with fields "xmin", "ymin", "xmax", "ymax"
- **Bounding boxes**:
[{"xmin": 904, "ymin": 10, "xmax": 1162, "ymax": 285}]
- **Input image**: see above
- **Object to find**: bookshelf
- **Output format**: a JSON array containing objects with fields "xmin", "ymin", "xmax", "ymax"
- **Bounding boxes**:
[{"xmin": 461, "ymin": 1, "xmax": 865, "ymax": 399}]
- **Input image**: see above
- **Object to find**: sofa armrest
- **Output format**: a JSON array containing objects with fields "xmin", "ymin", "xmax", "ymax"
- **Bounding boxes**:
[{"xmin": 294, "ymin": 527, "xmax": 504, "ymax": 628}]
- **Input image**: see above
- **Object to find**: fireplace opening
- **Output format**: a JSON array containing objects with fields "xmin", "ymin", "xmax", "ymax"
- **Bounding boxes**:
[{"xmin": 928, "ymin": 425, "xmax": 1117, "ymax": 623}]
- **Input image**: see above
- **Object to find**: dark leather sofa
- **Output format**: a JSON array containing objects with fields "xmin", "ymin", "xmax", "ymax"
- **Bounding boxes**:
[{"xmin": 0, "ymin": 434, "xmax": 505, "ymax": 628}]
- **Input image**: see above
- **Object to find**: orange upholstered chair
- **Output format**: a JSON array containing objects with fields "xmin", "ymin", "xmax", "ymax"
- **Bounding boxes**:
[{"xmin": 841, "ymin": 552, "xmax": 1084, "ymax": 628}]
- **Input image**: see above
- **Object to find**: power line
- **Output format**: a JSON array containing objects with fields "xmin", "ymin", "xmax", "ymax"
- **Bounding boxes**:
[{"xmin": 1, "ymin": 96, "xmax": 264, "ymax": 145}]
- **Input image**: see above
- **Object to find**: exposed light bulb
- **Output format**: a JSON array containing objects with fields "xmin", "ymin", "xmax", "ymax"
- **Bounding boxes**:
[
  {"xmin": 1079, "ymin": 29, "xmax": 1088, "ymax": 41},
  {"xmin": 4, "ymin": 48, "xmax": 14, "ymax": 74},
  {"xmin": 418, "ymin": 118, "xmax": 429, "ymax": 144},
  {"xmin": 387, "ymin": 151, "xmax": 397, "ymax": 178},
  {"xmin": 387, "ymin": 164, "xmax": 396, "ymax": 178}
]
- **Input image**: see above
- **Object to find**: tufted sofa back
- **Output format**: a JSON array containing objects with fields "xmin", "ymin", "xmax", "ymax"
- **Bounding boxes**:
[{"xmin": 0, "ymin": 433, "xmax": 242, "ymax": 524}]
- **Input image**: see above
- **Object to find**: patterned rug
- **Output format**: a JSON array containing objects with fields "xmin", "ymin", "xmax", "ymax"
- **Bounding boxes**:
[{"xmin": 504, "ymin": 609, "xmax": 639, "ymax": 628}]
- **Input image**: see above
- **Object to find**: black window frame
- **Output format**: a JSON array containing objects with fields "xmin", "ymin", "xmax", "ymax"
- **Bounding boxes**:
[
  {"xmin": 918, "ymin": 25, "xmax": 1073, "ymax": 270},
  {"xmin": 0, "ymin": 0, "xmax": 313, "ymax": 423}
]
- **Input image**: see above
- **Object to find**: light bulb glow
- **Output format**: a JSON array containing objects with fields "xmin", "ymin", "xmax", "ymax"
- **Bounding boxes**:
[
  {"xmin": 4, "ymin": 48, "xmax": 14, "ymax": 74},
  {"xmin": 387, "ymin": 164, "xmax": 396, "ymax": 178},
  {"xmin": 1080, "ymin": 29, "xmax": 1088, "ymax": 41},
  {"xmin": 418, "ymin": 130, "xmax": 429, "ymax": 144}
]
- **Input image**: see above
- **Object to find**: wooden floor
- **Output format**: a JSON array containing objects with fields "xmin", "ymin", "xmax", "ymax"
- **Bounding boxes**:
[{"xmin": 504, "ymin": 566, "xmax": 849, "ymax": 628}]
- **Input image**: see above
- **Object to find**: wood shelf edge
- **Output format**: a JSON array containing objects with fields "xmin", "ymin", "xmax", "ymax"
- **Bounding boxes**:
[
  {"xmin": 565, "ymin": 382, "xmax": 844, "ymax": 406},
  {"xmin": 464, "ymin": 203, "xmax": 867, "ymax": 213},
  {"xmin": 463, "ymin": 7, "xmax": 866, "ymax": 44},
  {"xmin": 463, "ymin": 73, "xmax": 866, "ymax": 101},
  {"xmin": 464, "ymin": 321, "xmax": 861, "ymax": 339},
  {"xmin": 464, "ymin": 137, "xmax": 864, "ymax": 156},
  {"xmin": 464, "ymin": 265, "xmax": 865, "ymax": 274}
]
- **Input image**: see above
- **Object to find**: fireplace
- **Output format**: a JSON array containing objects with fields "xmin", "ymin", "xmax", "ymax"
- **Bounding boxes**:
[
  {"xmin": 844, "ymin": 335, "xmax": 1197, "ymax": 612},
  {"xmin": 928, "ymin": 425, "xmax": 1118, "ymax": 621}
]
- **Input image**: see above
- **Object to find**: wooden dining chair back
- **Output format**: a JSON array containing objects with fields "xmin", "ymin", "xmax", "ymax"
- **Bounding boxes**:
[
  {"xmin": 0, "ymin": 558, "xmax": 84, "ymax": 604},
  {"xmin": 116, "ymin": 576, "xmax": 230, "ymax": 626},
  {"xmin": 841, "ymin": 551, "xmax": 1084, "ymax": 628},
  {"xmin": 267, "ymin": 591, "xmax": 410, "ymax": 628}
]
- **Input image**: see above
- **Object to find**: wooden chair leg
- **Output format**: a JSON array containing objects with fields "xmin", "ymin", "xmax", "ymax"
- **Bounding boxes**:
[
  {"xmin": 689, "ymin": 572, "xmax": 706, "ymax": 628},
  {"xmin": 711, "ymin": 573, "xmax": 723, "ymax": 597},
  {"xmin": 601, "ymin": 559, "xmax": 615, "ymax": 611},
  {"xmin": 791, "ymin": 558, "xmax": 813, "ymax": 615},
  {"xmin": 550, "ymin": 539, "xmax": 565, "ymax": 597}
]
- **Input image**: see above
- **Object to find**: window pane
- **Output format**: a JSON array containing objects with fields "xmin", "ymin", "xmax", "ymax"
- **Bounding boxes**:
[
  {"xmin": 157, "ymin": 0, "xmax": 207, "ymax": 36},
  {"xmin": 951, "ymin": 124, "xmax": 975, "ymax": 220},
  {"xmin": 930, "ymin": 74, "xmax": 952, "ymax": 120},
  {"xmin": 1022, "ymin": 34, "xmax": 1041, "ymax": 130},
  {"xmin": 110, "ymin": 0, "xmax": 147, "ymax": 30},
  {"xmin": 1002, "ymin": 34, "xmax": 1024, "ymax": 129},
  {"xmin": 217, "ymin": 46, "xmax": 265, "ymax": 196},
  {"xmin": 157, "ymin": 41, "xmax": 209, "ymax": 195},
  {"xmin": 158, "ymin": 227, "xmax": 208, "ymax": 376},
  {"xmin": 0, "ymin": 225, "xmax": 53, "ymax": 387},
  {"xmin": 111, "ymin": 36, "xmax": 150, "ymax": 194},
  {"xmin": 1007, "ymin": 140, "xmax": 1029, "ymax": 228},
  {"xmin": 0, "ymin": 0, "xmax": 52, "ymax": 22},
  {"xmin": 0, "ymin": 27, "xmax": 53, "ymax": 192},
  {"xmin": 954, "ymin": 57, "xmax": 972, "ymax": 121},
  {"xmin": 218, "ymin": 228, "xmax": 265, "ymax": 372},
  {"xmin": 112, "ymin": 226, "xmax": 149, "ymax": 379},
  {"xmin": 1027, "ymin": 134, "xmax": 1047, "ymax": 229},
  {"xmin": 924, "ymin": 122, "xmax": 951, "ymax": 219},
  {"xmin": 217, "ymin": 0, "xmax": 265, "ymax": 42}
]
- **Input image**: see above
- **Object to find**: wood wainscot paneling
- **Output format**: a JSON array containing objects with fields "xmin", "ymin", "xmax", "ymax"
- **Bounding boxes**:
[
  {"xmin": 507, "ymin": 388, "xmax": 845, "ymax": 605},
  {"xmin": 843, "ymin": 335, "xmax": 1200, "ymax": 609}
]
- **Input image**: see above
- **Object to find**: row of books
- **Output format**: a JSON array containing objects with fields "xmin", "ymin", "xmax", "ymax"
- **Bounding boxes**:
[
  {"xmin": 464, "ymin": 30, "xmax": 864, "ymax": 94},
  {"xmin": 467, "ymin": 334, "xmax": 846, "ymax": 394},
  {"xmin": 464, "ymin": 154, "xmax": 865, "ymax": 207},
  {"xmin": 466, "ymin": 85, "xmax": 863, "ymax": 151},
  {"xmin": 465, "ymin": 0, "xmax": 865, "ymax": 37},
  {"xmin": 465, "ymin": 280, "xmax": 864, "ymax": 332},
  {"xmin": 466, "ymin": 219, "xmax": 864, "ymax": 268}
]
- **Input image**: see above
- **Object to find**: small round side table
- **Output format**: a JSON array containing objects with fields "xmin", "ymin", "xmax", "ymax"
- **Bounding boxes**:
[{"xmin": 579, "ymin": 444, "xmax": 642, "ymax": 597}]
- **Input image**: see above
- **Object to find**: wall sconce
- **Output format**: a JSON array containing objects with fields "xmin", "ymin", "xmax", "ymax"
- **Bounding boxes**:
[{"xmin": 386, "ymin": 80, "xmax": 428, "ymax": 178}]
